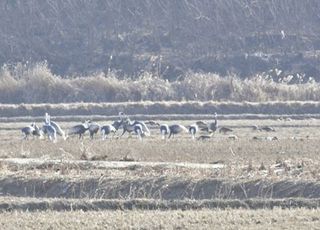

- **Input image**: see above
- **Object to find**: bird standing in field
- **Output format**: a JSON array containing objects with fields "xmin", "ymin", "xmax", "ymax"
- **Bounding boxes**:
[
  {"xmin": 42, "ymin": 124, "xmax": 57, "ymax": 142},
  {"xmin": 88, "ymin": 121, "xmax": 100, "ymax": 139},
  {"xmin": 21, "ymin": 122, "xmax": 42, "ymax": 140},
  {"xmin": 101, "ymin": 124, "xmax": 116, "ymax": 140},
  {"xmin": 197, "ymin": 133, "xmax": 213, "ymax": 141},
  {"xmin": 42, "ymin": 113, "xmax": 57, "ymax": 142},
  {"xmin": 100, "ymin": 120, "xmax": 122, "ymax": 140},
  {"xmin": 168, "ymin": 124, "xmax": 189, "ymax": 139},
  {"xmin": 196, "ymin": 121, "xmax": 209, "ymax": 131},
  {"xmin": 188, "ymin": 124, "xmax": 199, "ymax": 139},
  {"xmin": 120, "ymin": 118, "xmax": 150, "ymax": 138},
  {"xmin": 50, "ymin": 120, "xmax": 66, "ymax": 140},
  {"xmin": 260, "ymin": 126, "xmax": 276, "ymax": 132},
  {"xmin": 219, "ymin": 127, "xmax": 233, "ymax": 134},
  {"xmin": 160, "ymin": 124, "xmax": 170, "ymax": 139},
  {"xmin": 208, "ymin": 112, "xmax": 218, "ymax": 133},
  {"xmin": 133, "ymin": 123, "xmax": 145, "ymax": 140},
  {"xmin": 68, "ymin": 120, "xmax": 90, "ymax": 139}
]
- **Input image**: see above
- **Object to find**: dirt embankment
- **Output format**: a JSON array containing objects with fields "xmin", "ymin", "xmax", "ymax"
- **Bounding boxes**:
[
  {"xmin": 1, "ymin": 101, "xmax": 320, "ymax": 118},
  {"xmin": 1, "ymin": 159, "xmax": 320, "ymax": 211},
  {"xmin": 0, "ymin": 159, "xmax": 320, "ymax": 201},
  {"xmin": 1, "ymin": 176, "xmax": 320, "ymax": 201},
  {"xmin": 1, "ymin": 197, "xmax": 320, "ymax": 212}
]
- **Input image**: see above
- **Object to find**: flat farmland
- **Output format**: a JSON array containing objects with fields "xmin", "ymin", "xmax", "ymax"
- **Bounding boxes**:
[
  {"xmin": 1, "ymin": 208, "xmax": 320, "ymax": 230},
  {"xmin": 0, "ymin": 118, "xmax": 319, "ymax": 164},
  {"xmin": 0, "ymin": 116, "xmax": 320, "ymax": 229}
]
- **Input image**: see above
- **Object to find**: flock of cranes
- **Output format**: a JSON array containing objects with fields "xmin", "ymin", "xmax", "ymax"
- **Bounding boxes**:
[{"xmin": 21, "ymin": 112, "xmax": 277, "ymax": 142}]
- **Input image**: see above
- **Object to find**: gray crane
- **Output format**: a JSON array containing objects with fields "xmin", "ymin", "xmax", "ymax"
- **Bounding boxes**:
[
  {"xmin": 120, "ymin": 117, "xmax": 150, "ymax": 137},
  {"xmin": 160, "ymin": 124, "xmax": 170, "ymax": 139},
  {"xmin": 160, "ymin": 124, "xmax": 188, "ymax": 139},
  {"xmin": 260, "ymin": 126, "xmax": 276, "ymax": 132},
  {"xmin": 42, "ymin": 124, "xmax": 57, "ymax": 142},
  {"xmin": 219, "ymin": 127, "xmax": 233, "ymax": 134},
  {"xmin": 120, "ymin": 118, "xmax": 150, "ymax": 137},
  {"xmin": 88, "ymin": 121, "xmax": 100, "ymax": 139},
  {"xmin": 188, "ymin": 124, "xmax": 199, "ymax": 139},
  {"xmin": 100, "ymin": 120, "xmax": 123, "ymax": 140},
  {"xmin": 68, "ymin": 120, "xmax": 90, "ymax": 139},
  {"xmin": 208, "ymin": 113, "xmax": 218, "ymax": 133},
  {"xmin": 101, "ymin": 124, "xmax": 116, "ymax": 140},
  {"xmin": 168, "ymin": 124, "xmax": 189, "ymax": 138},
  {"xmin": 195, "ymin": 121, "xmax": 209, "ymax": 131},
  {"xmin": 133, "ymin": 123, "xmax": 145, "ymax": 140},
  {"xmin": 21, "ymin": 122, "xmax": 41, "ymax": 140},
  {"xmin": 197, "ymin": 133, "xmax": 213, "ymax": 141}
]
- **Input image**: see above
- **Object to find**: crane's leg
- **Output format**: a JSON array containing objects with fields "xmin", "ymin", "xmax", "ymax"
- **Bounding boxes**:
[
  {"xmin": 119, "ymin": 129, "xmax": 126, "ymax": 137},
  {"xmin": 101, "ymin": 130, "xmax": 105, "ymax": 140}
]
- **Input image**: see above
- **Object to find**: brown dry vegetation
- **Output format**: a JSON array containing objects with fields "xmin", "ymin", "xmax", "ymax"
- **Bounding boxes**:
[{"xmin": 1, "ymin": 63, "xmax": 320, "ymax": 104}]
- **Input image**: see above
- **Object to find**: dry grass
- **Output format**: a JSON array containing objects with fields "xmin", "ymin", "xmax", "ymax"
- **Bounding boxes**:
[
  {"xmin": 0, "ymin": 208, "xmax": 320, "ymax": 229},
  {"xmin": 1, "ymin": 63, "xmax": 320, "ymax": 104},
  {"xmin": 0, "ymin": 118, "xmax": 319, "ymax": 201},
  {"xmin": 1, "ymin": 118, "xmax": 320, "ymax": 227}
]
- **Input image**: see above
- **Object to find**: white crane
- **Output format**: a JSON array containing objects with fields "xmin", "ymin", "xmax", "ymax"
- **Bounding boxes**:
[
  {"xmin": 50, "ymin": 120, "xmax": 66, "ymax": 140},
  {"xmin": 42, "ymin": 113, "xmax": 57, "ymax": 142}
]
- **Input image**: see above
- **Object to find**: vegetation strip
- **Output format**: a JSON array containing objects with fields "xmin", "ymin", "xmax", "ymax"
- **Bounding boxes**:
[
  {"xmin": 1, "ymin": 175, "xmax": 320, "ymax": 200},
  {"xmin": 1, "ymin": 101, "xmax": 320, "ymax": 118},
  {"xmin": 1, "ymin": 198, "xmax": 320, "ymax": 212},
  {"xmin": 1, "ymin": 114, "xmax": 320, "ymax": 123},
  {"xmin": 0, "ymin": 158, "xmax": 225, "ymax": 170}
]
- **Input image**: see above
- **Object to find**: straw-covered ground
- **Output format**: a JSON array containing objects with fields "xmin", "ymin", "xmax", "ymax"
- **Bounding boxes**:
[
  {"xmin": 1, "ymin": 208, "xmax": 320, "ymax": 230},
  {"xmin": 0, "ymin": 117, "xmax": 319, "ymax": 229}
]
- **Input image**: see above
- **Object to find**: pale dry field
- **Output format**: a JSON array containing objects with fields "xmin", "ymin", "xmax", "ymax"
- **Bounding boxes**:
[
  {"xmin": 1, "ymin": 208, "xmax": 320, "ymax": 230},
  {"xmin": 0, "ymin": 118, "xmax": 319, "ymax": 165},
  {"xmin": 0, "ymin": 117, "xmax": 320, "ymax": 229}
]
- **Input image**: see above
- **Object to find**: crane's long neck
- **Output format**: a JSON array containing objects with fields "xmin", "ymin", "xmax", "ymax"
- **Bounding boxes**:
[
  {"xmin": 127, "ymin": 118, "xmax": 133, "ymax": 125},
  {"xmin": 214, "ymin": 115, "xmax": 217, "ymax": 126},
  {"xmin": 45, "ymin": 113, "xmax": 51, "ymax": 125}
]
